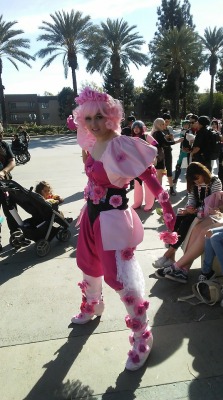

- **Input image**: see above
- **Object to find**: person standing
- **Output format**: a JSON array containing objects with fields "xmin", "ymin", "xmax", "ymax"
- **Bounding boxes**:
[
  {"xmin": 162, "ymin": 113, "xmax": 177, "ymax": 195},
  {"xmin": 191, "ymin": 116, "xmax": 212, "ymax": 171},
  {"xmin": 67, "ymin": 87, "xmax": 176, "ymax": 371},
  {"xmin": 0, "ymin": 132, "xmax": 17, "ymax": 251}
]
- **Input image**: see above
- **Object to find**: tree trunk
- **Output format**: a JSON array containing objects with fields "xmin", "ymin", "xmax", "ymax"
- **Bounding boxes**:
[
  {"xmin": 209, "ymin": 74, "xmax": 214, "ymax": 119},
  {"xmin": 0, "ymin": 59, "xmax": 6, "ymax": 127}
]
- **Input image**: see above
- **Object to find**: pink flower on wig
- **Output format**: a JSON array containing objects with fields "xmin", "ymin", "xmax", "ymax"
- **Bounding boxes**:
[
  {"xmin": 158, "ymin": 190, "xmax": 169, "ymax": 203},
  {"xmin": 121, "ymin": 247, "xmax": 135, "ymax": 261},
  {"xmin": 105, "ymin": 120, "xmax": 114, "ymax": 130},
  {"xmin": 121, "ymin": 295, "xmax": 136, "ymax": 306},
  {"xmin": 163, "ymin": 213, "xmax": 173, "ymax": 224},
  {"xmin": 109, "ymin": 195, "xmax": 122, "ymax": 208},
  {"xmin": 116, "ymin": 152, "xmax": 127, "ymax": 162},
  {"xmin": 159, "ymin": 231, "xmax": 178, "ymax": 245},
  {"xmin": 75, "ymin": 87, "xmax": 109, "ymax": 105},
  {"xmin": 125, "ymin": 316, "xmax": 143, "ymax": 332}
]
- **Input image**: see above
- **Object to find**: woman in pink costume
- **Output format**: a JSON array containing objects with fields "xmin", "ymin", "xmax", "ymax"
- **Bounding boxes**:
[
  {"xmin": 67, "ymin": 87, "xmax": 176, "ymax": 371},
  {"xmin": 131, "ymin": 120, "xmax": 158, "ymax": 211}
]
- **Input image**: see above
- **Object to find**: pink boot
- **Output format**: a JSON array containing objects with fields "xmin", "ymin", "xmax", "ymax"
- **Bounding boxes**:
[
  {"xmin": 144, "ymin": 183, "xmax": 155, "ymax": 212},
  {"xmin": 119, "ymin": 290, "xmax": 153, "ymax": 371},
  {"xmin": 132, "ymin": 180, "xmax": 143, "ymax": 209},
  {"xmin": 71, "ymin": 274, "xmax": 104, "ymax": 324}
]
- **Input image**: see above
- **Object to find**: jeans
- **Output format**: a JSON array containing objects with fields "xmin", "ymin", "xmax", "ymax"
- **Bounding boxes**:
[{"xmin": 202, "ymin": 226, "xmax": 223, "ymax": 274}]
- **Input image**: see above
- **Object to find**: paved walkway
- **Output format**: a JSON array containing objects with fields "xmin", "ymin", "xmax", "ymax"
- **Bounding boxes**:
[{"xmin": 0, "ymin": 135, "xmax": 223, "ymax": 400}]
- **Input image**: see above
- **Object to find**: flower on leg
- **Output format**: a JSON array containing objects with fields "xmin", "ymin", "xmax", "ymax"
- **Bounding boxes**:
[
  {"xmin": 158, "ymin": 190, "xmax": 169, "ymax": 203},
  {"xmin": 159, "ymin": 231, "xmax": 178, "ymax": 245},
  {"xmin": 121, "ymin": 247, "xmax": 135, "ymax": 261}
]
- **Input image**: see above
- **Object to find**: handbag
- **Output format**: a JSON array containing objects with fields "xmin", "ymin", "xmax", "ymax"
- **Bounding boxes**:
[{"xmin": 178, "ymin": 278, "xmax": 223, "ymax": 306}]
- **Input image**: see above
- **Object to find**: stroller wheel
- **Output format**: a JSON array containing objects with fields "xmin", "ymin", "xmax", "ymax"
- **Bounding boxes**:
[
  {"xmin": 56, "ymin": 229, "xmax": 71, "ymax": 242},
  {"xmin": 36, "ymin": 239, "xmax": 51, "ymax": 257}
]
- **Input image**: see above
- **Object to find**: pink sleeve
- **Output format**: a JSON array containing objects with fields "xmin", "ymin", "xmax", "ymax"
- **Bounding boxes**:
[
  {"xmin": 139, "ymin": 168, "xmax": 176, "ymax": 231},
  {"xmin": 101, "ymin": 136, "xmax": 157, "ymax": 187},
  {"xmin": 146, "ymin": 134, "xmax": 158, "ymax": 146}
]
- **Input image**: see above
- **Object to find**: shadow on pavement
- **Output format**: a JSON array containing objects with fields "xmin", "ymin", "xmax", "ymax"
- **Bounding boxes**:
[{"xmin": 23, "ymin": 320, "xmax": 100, "ymax": 400}]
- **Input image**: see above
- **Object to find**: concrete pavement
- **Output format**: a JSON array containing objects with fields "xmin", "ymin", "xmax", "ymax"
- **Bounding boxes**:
[{"xmin": 0, "ymin": 135, "xmax": 223, "ymax": 400}]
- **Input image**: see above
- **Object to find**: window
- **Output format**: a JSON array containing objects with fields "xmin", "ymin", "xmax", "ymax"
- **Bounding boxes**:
[
  {"xmin": 9, "ymin": 103, "xmax": 17, "ymax": 110},
  {"xmin": 42, "ymin": 113, "xmax": 49, "ymax": 120},
  {"xmin": 41, "ymin": 103, "xmax": 49, "ymax": 109},
  {"xmin": 10, "ymin": 114, "xmax": 18, "ymax": 121}
]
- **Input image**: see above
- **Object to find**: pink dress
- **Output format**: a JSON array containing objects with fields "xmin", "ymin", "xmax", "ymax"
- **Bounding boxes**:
[{"xmin": 77, "ymin": 135, "xmax": 175, "ymax": 295}]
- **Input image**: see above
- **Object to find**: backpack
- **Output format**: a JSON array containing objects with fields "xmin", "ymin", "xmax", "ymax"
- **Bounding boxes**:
[
  {"xmin": 178, "ymin": 278, "xmax": 223, "ymax": 306},
  {"xmin": 207, "ymin": 129, "xmax": 222, "ymax": 160}
]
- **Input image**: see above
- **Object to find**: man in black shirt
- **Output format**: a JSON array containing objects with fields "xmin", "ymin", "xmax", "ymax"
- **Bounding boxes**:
[
  {"xmin": 121, "ymin": 116, "xmax": 136, "ymax": 136},
  {"xmin": 191, "ymin": 116, "xmax": 211, "ymax": 171}
]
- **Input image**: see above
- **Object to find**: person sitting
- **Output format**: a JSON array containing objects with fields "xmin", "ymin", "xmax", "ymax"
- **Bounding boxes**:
[
  {"xmin": 198, "ymin": 225, "xmax": 223, "ymax": 282},
  {"xmin": 11, "ymin": 134, "xmax": 24, "ymax": 153},
  {"xmin": 17, "ymin": 126, "xmax": 30, "ymax": 146},
  {"xmin": 35, "ymin": 181, "xmax": 73, "ymax": 223},
  {"xmin": 154, "ymin": 162, "xmax": 222, "ymax": 276}
]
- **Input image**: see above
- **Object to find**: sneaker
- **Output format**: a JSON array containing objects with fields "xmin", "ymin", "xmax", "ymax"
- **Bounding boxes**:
[
  {"xmin": 198, "ymin": 270, "xmax": 217, "ymax": 282},
  {"xmin": 169, "ymin": 187, "xmax": 177, "ymax": 196},
  {"xmin": 153, "ymin": 256, "xmax": 168, "ymax": 268},
  {"xmin": 163, "ymin": 258, "xmax": 175, "ymax": 267},
  {"xmin": 165, "ymin": 267, "xmax": 188, "ymax": 283},
  {"xmin": 155, "ymin": 265, "xmax": 174, "ymax": 279}
]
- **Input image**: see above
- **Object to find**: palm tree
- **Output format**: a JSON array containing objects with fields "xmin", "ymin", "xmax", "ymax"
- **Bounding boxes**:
[
  {"xmin": 0, "ymin": 15, "xmax": 34, "ymax": 125},
  {"xmin": 84, "ymin": 18, "xmax": 149, "ymax": 99},
  {"xmin": 200, "ymin": 27, "xmax": 223, "ymax": 118},
  {"xmin": 35, "ymin": 10, "xmax": 93, "ymax": 97},
  {"xmin": 149, "ymin": 25, "xmax": 203, "ymax": 119}
]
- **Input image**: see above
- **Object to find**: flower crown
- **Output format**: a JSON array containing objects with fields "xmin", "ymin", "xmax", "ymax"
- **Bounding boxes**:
[{"xmin": 75, "ymin": 87, "xmax": 110, "ymax": 105}]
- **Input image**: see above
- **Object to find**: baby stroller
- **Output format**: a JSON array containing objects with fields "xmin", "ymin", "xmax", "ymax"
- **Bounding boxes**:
[
  {"xmin": 11, "ymin": 137, "xmax": 31, "ymax": 165},
  {"xmin": 0, "ymin": 180, "xmax": 72, "ymax": 256}
]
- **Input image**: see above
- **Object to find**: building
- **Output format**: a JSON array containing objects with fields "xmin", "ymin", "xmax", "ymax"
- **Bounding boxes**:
[{"xmin": 4, "ymin": 94, "xmax": 64, "ymax": 126}]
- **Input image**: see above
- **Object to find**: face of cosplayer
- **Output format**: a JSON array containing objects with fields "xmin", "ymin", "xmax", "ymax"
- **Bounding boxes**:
[
  {"xmin": 41, "ymin": 186, "xmax": 51, "ymax": 199},
  {"xmin": 85, "ymin": 112, "xmax": 112, "ymax": 141},
  {"xmin": 193, "ymin": 174, "xmax": 205, "ymax": 185}
]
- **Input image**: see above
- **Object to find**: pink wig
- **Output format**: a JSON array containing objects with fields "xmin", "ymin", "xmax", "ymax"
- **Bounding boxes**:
[{"xmin": 72, "ymin": 87, "xmax": 124, "ymax": 151}]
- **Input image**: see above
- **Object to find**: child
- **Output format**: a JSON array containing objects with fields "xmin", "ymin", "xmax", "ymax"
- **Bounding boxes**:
[
  {"xmin": 173, "ymin": 120, "xmax": 191, "ymax": 183},
  {"xmin": 35, "ymin": 181, "xmax": 64, "ymax": 205},
  {"xmin": 35, "ymin": 181, "xmax": 73, "ymax": 223}
]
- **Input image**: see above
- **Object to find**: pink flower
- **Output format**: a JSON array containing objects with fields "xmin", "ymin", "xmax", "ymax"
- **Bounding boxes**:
[
  {"xmin": 125, "ymin": 316, "xmax": 143, "ymax": 332},
  {"xmin": 128, "ymin": 350, "xmax": 140, "ymax": 364},
  {"xmin": 138, "ymin": 343, "xmax": 149, "ymax": 353},
  {"xmin": 134, "ymin": 301, "xmax": 149, "ymax": 316},
  {"xmin": 105, "ymin": 120, "xmax": 114, "ymax": 130},
  {"xmin": 142, "ymin": 330, "xmax": 152, "ymax": 340},
  {"xmin": 121, "ymin": 295, "xmax": 136, "ymax": 305},
  {"xmin": 116, "ymin": 152, "xmax": 127, "ymax": 162},
  {"xmin": 109, "ymin": 195, "xmax": 123, "ymax": 208},
  {"xmin": 75, "ymin": 87, "xmax": 109, "ymax": 105},
  {"xmin": 84, "ymin": 185, "xmax": 90, "ymax": 200},
  {"xmin": 80, "ymin": 302, "xmax": 94, "ymax": 314},
  {"xmin": 78, "ymin": 280, "xmax": 88, "ymax": 292},
  {"xmin": 129, "ymin": 333, "xmax": 135, "ymax": 345},
  {"xmin": 164, "ymin": 213, "xmax": 173, "ymax": 224},
  {"xmin": 158, "ymin": 190, "xmax": 169, "ymax": 203},
  {"xmin": 121, "ymin": 247, "xmax": 135, "ymax": 261},
  {"xmin": 159, "ymin": 231, "xmax": 179, "ymax": 245}
]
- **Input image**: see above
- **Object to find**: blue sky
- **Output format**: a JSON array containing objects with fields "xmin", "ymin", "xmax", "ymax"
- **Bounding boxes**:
[{"xmin": 1, "ymin": 0, "xmax": 223, "ymax": 95}]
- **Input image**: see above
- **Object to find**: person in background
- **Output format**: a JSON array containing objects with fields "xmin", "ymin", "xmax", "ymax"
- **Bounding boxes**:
[
  {"xmin": 198, "ymin": 225, "xmax": 223, "ymax": 281},
  {"xmin": 131, "ymin": 120, "xmax": 158, "ymax": 211},
  {"xmin": 173, "ymin": 120, "xmax": 191, "ymax": 184},
  {"xmin": 67, "ymin": 87, "xmax": 176, "ymax": 371},
  {"xmin": 162, "ymin": 113, "xmax": 178, "ymax": 195},
  {"xmin": 154, "ymin": 162, "xmax": 222, "ymax": 282},
  {"xmin": 191, "ymin": 116, "xmax": 212, "ymax": 171},
  {"xmin": 17, "ymin": 125, "xmax": 30, "ymax": 146},
  {"xmin": 151, "ymin": 118, "xmax": 183, "ymax": 190},
  {"xmin": 35, "ymin": 181, "xmax": 64, "ymax": 205},
  {"xmin": 0, "ymin": 132, "xmax": 20, "ymax": 251}
]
